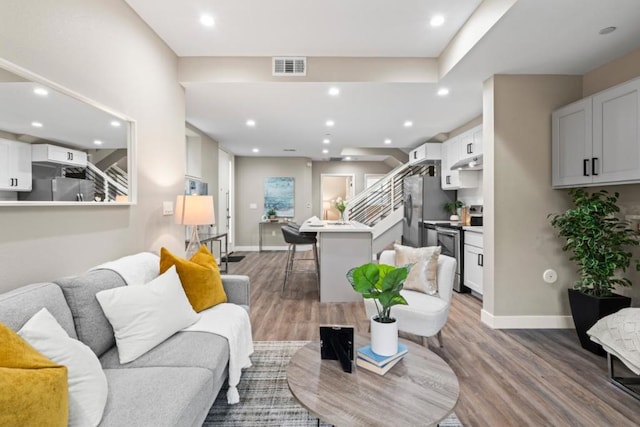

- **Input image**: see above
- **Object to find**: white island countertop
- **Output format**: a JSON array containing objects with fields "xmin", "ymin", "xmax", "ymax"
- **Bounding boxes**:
[
  {"xmin": 300, "ymin": 220, "xmax": 373, "ymax": 233},
  {"xmin": 463, "ymin": 226, "xmax": 483, "ymax": 233}
]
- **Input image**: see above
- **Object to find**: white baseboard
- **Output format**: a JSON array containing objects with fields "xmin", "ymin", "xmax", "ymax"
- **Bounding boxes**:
[
  {"xmin": 480, "ymin": 309, "xmax": 574, "ymax": 329},
  {"xmin": 233, "ymin": 245, "xmax": 289, "ymax": 252}
]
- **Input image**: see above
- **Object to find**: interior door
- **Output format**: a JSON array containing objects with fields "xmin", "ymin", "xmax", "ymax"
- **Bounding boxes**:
[{"xmin": 218, "ymin": 148, "xmax": 234, "ymax": 252}]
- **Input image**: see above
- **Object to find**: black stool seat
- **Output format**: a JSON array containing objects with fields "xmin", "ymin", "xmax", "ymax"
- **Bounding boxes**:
[{"xmin": 281, "ymin": 225, "xmax": 320, "ymax": 296}]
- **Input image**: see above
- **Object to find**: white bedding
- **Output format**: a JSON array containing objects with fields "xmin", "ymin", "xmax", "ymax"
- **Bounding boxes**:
[{"xmin": 587, "ymin": 307, "xmax": 640, "ymax": 374}]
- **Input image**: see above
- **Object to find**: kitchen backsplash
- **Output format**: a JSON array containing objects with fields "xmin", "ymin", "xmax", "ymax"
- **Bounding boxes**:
[{"xmin": 458, "ymin": 173, "xmax": 483, "ymax": 207}]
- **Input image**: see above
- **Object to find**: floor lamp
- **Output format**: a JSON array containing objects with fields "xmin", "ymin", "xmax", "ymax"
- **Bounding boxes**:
[{"xmin": 175, "ymin": 195, "xmax": 215, "ymax": 258}]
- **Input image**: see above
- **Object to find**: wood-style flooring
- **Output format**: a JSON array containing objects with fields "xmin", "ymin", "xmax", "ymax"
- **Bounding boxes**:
[{"xmin": 225, "ymin": 250, "xmax": 640, "ymax": 426}]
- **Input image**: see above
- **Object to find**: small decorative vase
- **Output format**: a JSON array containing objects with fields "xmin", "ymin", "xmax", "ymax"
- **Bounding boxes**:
[
  {"xmin": 370, "ymin": 316, "xmax": 398, "ymax": 356},
  {"xmin": 449, "ymin": 214, "xmax": 459, "ymax": 222},
  {"xmin": 339, "ymin": 210, "xmax": 346, "ymax": 222}
]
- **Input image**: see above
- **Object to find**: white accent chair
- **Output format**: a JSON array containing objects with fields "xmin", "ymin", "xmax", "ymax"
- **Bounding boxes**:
[{"xmin": 364, "ymin": 250, "xmax": 457, "ymax": 348}]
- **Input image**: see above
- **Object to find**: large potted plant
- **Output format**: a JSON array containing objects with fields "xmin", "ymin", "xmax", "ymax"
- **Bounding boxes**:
[
  {"xmin": 549, "ymin": 188, "xmax": 639, "ymax": 355},
  {"xmin": 347, "ymin": 263, "xmax": 411, "ymax": 356}
]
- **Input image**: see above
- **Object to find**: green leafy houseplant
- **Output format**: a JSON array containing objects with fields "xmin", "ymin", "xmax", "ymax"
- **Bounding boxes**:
[
  {"xmin": 346, "ymin": 263, "xmax": 411, "ymax": 323},
  {"xmin": 266, "ymin": 208, "xmax": 276, "ymax": 217},
  {"xmin": 548, "ymin": 188, "xmax": 640, "ymax": 297},
  {"xmin": 444, "ymin": 200, "xmax": 464, "ymax": 216}
]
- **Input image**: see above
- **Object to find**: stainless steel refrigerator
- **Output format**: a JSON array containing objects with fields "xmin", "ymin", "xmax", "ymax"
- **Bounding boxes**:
[
  {"xmin": 402, "ymin": 175, "xmax": 456, "ymax": 247},
  {"xmin": 19, "ymin": 178, "xmax": 95, "ymax": 201}
]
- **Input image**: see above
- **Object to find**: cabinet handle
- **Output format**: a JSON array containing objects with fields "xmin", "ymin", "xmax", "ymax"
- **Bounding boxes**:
[
  {"xmin": 446, "ymin": 175, "xmax": 451, "ymax": 185},
  {"xmin": 467, "ymin": 143, "xmax": 472, "ymax": 154},
  {"xmin": 413, "ymin": 152, "xmax": 417, "ymax": 159},
  {"xmin": 478, "ymin": 253, "xmax": 483, "ymax": 267},
  {"xmin": 592, "ymin": 157, "xmax": 599, "ymax": 176},
  {"xmin": 583, "ymin": 159, "xmax": 590, "ymax": 176}
]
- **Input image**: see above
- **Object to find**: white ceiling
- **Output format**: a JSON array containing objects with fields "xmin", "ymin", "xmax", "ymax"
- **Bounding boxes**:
[{"xmin": 125, "ymin": 0, "xmax": 640, "ymax": 160}]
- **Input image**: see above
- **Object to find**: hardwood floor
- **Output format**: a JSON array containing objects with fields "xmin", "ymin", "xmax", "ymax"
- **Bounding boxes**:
[{"xmin": 226, "ymin": 250, "xmax": 640, "ymax": 426}]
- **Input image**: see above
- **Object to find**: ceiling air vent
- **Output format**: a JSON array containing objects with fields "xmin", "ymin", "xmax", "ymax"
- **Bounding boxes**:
[
  {"xmin": 329, "ymin": 157, "xmax": 343, "ymax": 162},
  {"xmin": 283, "ymin": 148, "xmax": 297, "ymax": 152},
  {"xmin": 272, "ymin": 56, "xmax": 306, "ymax": 76}
]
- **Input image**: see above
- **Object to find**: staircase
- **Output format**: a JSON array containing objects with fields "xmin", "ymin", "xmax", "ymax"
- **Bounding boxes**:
[
  {"xmin": 346, "ymin": 162, "xmax": 436, "ymax": 253},
  {"xmin": 65, "ymin": 162, "xmax": 128, "ymax": 201}
]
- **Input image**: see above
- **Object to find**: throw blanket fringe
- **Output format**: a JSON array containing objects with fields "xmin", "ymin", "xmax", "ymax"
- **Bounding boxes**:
[
  {"xmin": 91, "ymin": 252, "xmax": 160, "ymax": 286},
  {"xmin": 182, "ymin": 303, "xmax": 254, "ymax": 404}
]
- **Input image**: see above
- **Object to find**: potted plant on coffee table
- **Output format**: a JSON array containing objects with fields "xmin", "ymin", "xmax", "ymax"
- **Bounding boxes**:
[
  {"xmin": 347, "ymin": 262, "xmax": 411, "ymax": 356},
  {"xmin": 549, "ymin": 188, "xmax": 639, "ymax": 355}
]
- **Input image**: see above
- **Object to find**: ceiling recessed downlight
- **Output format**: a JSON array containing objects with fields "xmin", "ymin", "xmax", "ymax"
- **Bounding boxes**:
[
  {"xmin": 246, "ymin": 119, "xmax": 256, "ymax": 127},
  {"xmin": 33, "ymin": 88, "xmax": 48, "ymax": 96},
  {"xmin": 200, "ymin": 14, "xmax": 215, "ymax": 27},
  {"xmin": 323, "ymin": 138, "xmax": 330, "ymax": 144},
  {"xmin": 403, "ymin": 120, "xmax": 413, "ymax": 127},
  {"xmin": 31, "ymin": 121, "xmax": 43, "ymax": 128},
  {"xmin": 430, "ymin": 15, "xmax": 445, "ymax": 27},
  {"xmin": 94, "ymin": 140, "xmax": 103, "ymax": 146},
  {"xmin": 322, "ymin": 149, "xmax": 329, "ymax": 154},
  {"xmin": 599, "ymin": 26, "xmax": 617, "ymax": 35},
  {"xmin": 326, "ymin": 120, "xmax": 335, "ymax": 127},
  {"xmin": 384, "ymin": 139, "xmax": 392, "ymax": 145},
  {"xmin": 345, "ymin": 156, "xmax": 352, "ymax": 161},
  {"xmin": 328, "ymin": 87, "xmax": 340, "ymax": 96},
  {"xmin": 110, "ymin": 120, "xmax": 121, "ymax": 127},
  {"xmin": 252, "ymin": 148, "xmax": 259, "ymax": 153},
  {"xmin": 437, "ymin": 87, "xmax": 450, "ymax": 96}
]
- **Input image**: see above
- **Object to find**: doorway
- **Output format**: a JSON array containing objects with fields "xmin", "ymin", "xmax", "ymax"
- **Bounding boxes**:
[
  {"xmin": 218, "ymin": 148, "xmax": 234, "ymax": 253},
  {"xmin": 320, "ymin": 174, "xmax": 355, "ymax": 220}
]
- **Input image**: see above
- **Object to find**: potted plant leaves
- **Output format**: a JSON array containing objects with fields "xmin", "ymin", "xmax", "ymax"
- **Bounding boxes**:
[
  {"xmin": 347, "ymin": 262, "xmax": 411, "ymax": 356},
  {"xmin": 267, "ymin": 208, "xmax": 277, "ymax": 220},
  {"xmin": 444, "ymin": 200, "xmax": 464, "ymax": 222},
  {"xmin": 548, "ymin": 188, "xmax": 639, "ymax": 355}
]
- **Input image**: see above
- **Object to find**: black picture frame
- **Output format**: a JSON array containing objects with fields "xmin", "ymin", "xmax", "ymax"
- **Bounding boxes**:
[{"xmin": 320, "ymin": 325, "xmax": 354, "ymax": 373}]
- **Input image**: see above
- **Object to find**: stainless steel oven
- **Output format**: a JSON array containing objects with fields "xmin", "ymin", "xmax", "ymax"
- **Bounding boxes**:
[{"xmin": 435, "ymin": 226, "xmax": 466, "ymax": 292}]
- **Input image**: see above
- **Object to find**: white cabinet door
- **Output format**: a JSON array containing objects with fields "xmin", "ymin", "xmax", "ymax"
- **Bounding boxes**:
[
  {"xmin": 470, "ymin": 125, "xmax": 483, "ymax": 156},
  {"xmin": 552, "ymin": 98, "xmax": 593, "ymax": 188},
  {"xmin": 464, "ymin": 243, "xmax": 483, "ymax": 295},
  {"xmin": 32, "ymin": 144, "xmax": 88, "ymax": 167},
  {"xmin": 592, "ymin": 78, "xmax": 640, "ymax": 183},
  {"xmin": 441, "ymin": 138, "xmax": 458, "ymax": 189},
  {"xmin": 409, "ymin": 144, "xmax": 426, "ymax": 164},
  {"xmin": 0, "ymin": 139, "xmax": 32, "ymax": 191}
]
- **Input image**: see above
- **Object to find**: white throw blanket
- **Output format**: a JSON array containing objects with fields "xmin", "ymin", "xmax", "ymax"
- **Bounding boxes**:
[
  {"xmin": 91, "ymin": 252, "xmax": 160, "ymax": 286},
  {"xmin": 588, "ymin": 307, "xmax": 640, "ymax": 374},
  {"xmin": 182, "ymin": 303, "xmax": 254, "ymax": 404}
]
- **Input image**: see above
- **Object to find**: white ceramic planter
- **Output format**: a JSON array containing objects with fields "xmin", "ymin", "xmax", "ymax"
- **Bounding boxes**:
[{"xmin": 370, "ymin": 316, "xmax": 398, "ymax": 356}]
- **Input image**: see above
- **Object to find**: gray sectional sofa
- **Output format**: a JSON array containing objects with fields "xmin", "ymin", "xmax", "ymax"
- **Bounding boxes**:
[{"xmin": 0, "ymin": 257, "xmax": 250, "ymax": 427}]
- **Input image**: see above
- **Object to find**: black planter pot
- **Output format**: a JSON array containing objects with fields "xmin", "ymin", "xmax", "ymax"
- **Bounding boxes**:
[{"xmin": 568, "ymin": 288, "xmax": 631, "ymax": 356}]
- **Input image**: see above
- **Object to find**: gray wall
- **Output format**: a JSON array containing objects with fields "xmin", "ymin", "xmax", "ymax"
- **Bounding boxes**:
[
  {"xmin": 235, "ymin": 157, "xmax": 313, "ymax": 248},
  {"xmin": 0, "ymin": 0, "xmax": 185, "ymax": 291},
  {"xmin": 311, "ymin": 161, "xmax": 393, "ymax": 219}
]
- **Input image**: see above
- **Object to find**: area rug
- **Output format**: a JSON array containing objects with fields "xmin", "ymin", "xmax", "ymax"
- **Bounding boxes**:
[{"xmin": 204, "ymin": 341, "xmax": 463, "ymax": 426}]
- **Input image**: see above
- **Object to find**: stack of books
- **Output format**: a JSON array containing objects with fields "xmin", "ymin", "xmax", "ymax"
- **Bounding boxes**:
[{"xmin": 355, "ymin": 343, "xmax": 408, "ymax": 375}]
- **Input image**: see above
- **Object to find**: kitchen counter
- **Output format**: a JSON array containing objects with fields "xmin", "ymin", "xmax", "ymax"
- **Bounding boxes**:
[{"xmin": 463, "ymin": 226, "xmax": 483, "ymax": 233}]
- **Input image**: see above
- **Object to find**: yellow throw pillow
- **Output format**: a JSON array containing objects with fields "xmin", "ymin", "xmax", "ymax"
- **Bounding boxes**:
[
  {"xmin": 160, "ymin": 245, "xmax": 227, "ymax": 312},
  {"xmin": 0, "ymin": 322, "xmax": 68, "ymax": 427},
  {"xmin": 394, "ymin": 244, "xmax": 441, "ymax": 295}
]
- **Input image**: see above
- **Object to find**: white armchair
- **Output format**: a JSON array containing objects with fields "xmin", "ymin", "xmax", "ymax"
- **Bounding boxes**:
[{"xmin": 364, "ymin": 250, "xmax": 457, "ymax": 348}]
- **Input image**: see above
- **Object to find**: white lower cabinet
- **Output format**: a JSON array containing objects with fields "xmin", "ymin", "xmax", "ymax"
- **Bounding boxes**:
[
  {"xmin": 464, "ymin": 231, "xmax": 483, "ymax": 295},
  {"xmin": 0, "ymin": 138, "xmax": 32, "ymax": 191}
]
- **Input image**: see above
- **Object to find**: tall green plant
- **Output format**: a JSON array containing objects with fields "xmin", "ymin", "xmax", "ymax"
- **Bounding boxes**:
[
  {"xmin": 548, "ymin": 188, "xmax": 640, "ymax": 297},
  {"xmin": 346, "ymin": 263, "xmax": 411, "ymax": 322}
]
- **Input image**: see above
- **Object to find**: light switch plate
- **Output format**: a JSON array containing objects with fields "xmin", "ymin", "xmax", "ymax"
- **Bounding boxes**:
[
  {"xmin": 249, "ymin": 203, "xmax": 257, "ymax": 209},
  {"xmin": 162, "ymin": 201, "xmax": 174, "ymax": 216}
]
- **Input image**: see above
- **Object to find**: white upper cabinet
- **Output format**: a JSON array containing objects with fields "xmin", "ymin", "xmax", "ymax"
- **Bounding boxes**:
[
  {"xmin": 441, "ymin": 130, "xmax": 480, "ymax": 190},
  {"xmin": 552, "ymin": 77, "xmax": 640, "ymax": 188},
  {"xmin": 0, "ymin": 138, "xmax": 32, "ymax": 191},
  {"xmin": 409, "ymin": 142, "xmax": 442, "ymax": 165},
  {"xmin": 31, "ymin": 144, "xmax": 88, "ymax": 168},
  {"xmin": 470, "ymin": 125, "xmax": 483, "ymax": 156}
]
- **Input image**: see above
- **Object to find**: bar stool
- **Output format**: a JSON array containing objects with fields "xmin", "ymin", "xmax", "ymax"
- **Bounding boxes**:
[{"xmin": 281, "ymin": 225, "xmax": 320, "ymax": 295}]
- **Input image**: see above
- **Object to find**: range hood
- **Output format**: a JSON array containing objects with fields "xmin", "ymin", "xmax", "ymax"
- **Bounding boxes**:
[{"xmin": 450, "ymin": 154, "xmax": 483, "ymax": 171}]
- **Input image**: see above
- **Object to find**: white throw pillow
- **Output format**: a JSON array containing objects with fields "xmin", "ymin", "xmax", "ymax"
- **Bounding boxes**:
[
  {"xmin": 394, "ymin": 244, "xmax": 441, "ymax": 295},
  {"xmin": 18, "ymin": 308, "xmax": 108, "ymax": 427},
  {"xmin": 96, "ymin": 265, "xmax": 200, "ymax": 364}
]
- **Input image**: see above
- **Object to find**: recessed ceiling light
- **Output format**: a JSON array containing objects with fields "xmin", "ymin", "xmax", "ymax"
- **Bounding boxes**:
[
  {"xmin": 403, "ymin": 120, "xmax": 413, "ymax": 127},
  {"xmin": 323, "ymin": 138, "xmax": 330, "ymax": 144},
  {"xmin": 33, "ymin": 88, "xmax": 48, "ymax": 96},
  {"xmin": 246, "ymin": 119, "xmax": 256, "ymax": 127},
  {"xmin": 384, "ymin": 139, "xmax": 392, "ymax": 145},
  {"xmin": 344, "ymin": 156, "xmax": 352, "ymax": 161},
  {"xmin": 31, "ymin": 121, "xmax": 43, "ymax": 128},
  {"xmin": 110, "ymin": 120, "xmax": 121, "ymax": 127},
  {"xmin": 326, "ymin": 120, "xmax": 335, "ymax": 127},
  {"xmin": 430, "ymin": 15, "xmax": 445, "ymax": 27},
  {"xmin": 200, "ymin": 14, "xmax": 215, "ymax": 27},
  {"xmin": 437, "ymin": 87, "xmax": 450, "ymax": 96},
  {"xmin": 599, "ymin": 26, "xmax": 617, "ymax": 35},
  {"xmin": 94, "ymin": 140, "xmax": 103, "ymax": 146},
  {"xmin": 322, "ymin": 149, "xmax": 329, "ymax": 154},
  {"xmin": 328, "ymin": 87, "xmax": 340, "ymax": 96},
  {"xmin": 252, "ymin": 148, "xmax": 259, "ymax": 153}
]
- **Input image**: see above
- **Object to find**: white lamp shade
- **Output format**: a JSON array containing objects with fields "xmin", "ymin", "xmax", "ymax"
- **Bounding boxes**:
[{"xmin": 175, "ymin": 195, "xmax": 215, "ymax": 226}]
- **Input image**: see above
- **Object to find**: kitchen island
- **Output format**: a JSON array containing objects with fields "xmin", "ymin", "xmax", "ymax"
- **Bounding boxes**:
[{"xmin": 300, "ymin": 219, "xmax": 373, "ymax": 303}]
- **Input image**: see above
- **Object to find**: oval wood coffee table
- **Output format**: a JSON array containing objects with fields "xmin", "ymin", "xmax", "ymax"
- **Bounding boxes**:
[{"xmin": 287, "ymin": 334, "xmax": 459, "ymax": 426}]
